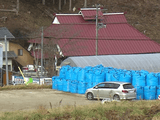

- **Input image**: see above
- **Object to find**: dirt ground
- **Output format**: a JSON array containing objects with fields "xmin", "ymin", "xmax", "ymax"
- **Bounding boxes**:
[{"xmin": 0, "ymin": 89, "xmax": 99, "ymax": 112}]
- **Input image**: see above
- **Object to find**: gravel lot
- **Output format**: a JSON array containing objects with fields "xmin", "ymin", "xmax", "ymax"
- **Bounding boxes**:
[{"xmin": 0, "ymin": 89, "xmax": 99, "ymax": 112}]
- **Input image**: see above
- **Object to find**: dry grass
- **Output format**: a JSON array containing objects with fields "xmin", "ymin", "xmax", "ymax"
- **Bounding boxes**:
[
  {"xmin": 0, "ymin": 100, "xmax": 160, "ymax": 120},
  {"xmin": 0, "ymin": 84, "xmax": 52, "ymax": 91}
]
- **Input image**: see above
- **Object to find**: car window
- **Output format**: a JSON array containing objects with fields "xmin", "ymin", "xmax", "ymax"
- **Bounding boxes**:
[
  {"xmin": 113, "ymin": 83, "xmax": 120, "ymax": 89},
  {"xmin": 105, "ymin": 83, "xmax": 110, "ymax": 88},
  {"xmin": 97, "ymin": 83, "xmax": 120, "ymax": 89},
  {"xmin": 123, "ymin": 84, "xmax": 134, "ymax": 89},
  {"xmin": 97, "ymin": 83, "xmax": 106, "ymax": 88},
  {"xmin": 104, "ymin": 83, "xmax": 112, "ymax": 88},
  {"xmin": 105, "ymin": 83, "xmax": 120, "ymax": 89}
]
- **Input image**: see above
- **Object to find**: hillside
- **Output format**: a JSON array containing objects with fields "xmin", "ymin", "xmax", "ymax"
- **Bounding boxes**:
[{"xmin": 0, "ymin": 0, "xmax": 160, "ymax": 44}]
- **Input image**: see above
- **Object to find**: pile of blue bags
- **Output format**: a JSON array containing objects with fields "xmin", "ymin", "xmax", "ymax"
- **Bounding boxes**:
[{"xmin": 52, "ymin": 65, "xmax": 160, "ymax": 100}]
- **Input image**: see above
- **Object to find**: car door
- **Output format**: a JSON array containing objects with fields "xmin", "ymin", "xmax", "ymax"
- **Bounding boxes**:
[
  {"xmin": 91, "ymin": 86, "xmax": 99, "ymax": 98},
  {"xmin": 100, "ymin": 83, "xmax": 119, "ymax": 99},
  {"xmin": 99, "ymin": 83, "xmax": 113, "ymax": 98},
  {"xmin": 97, "ymin": 83, "xmax": 112, "ymax": 99},
  {"xmin": 110, "ymin": 83, "xmax": 120, "ymax": 97},
  {"xmin": 94, "ymin": 83, "xmax": 106, "ymax": 99}
]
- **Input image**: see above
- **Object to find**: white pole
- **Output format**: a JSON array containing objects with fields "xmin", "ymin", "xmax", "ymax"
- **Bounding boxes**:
[
  {"xmin": 41, "ymin": 27, "xmax": 43, "ymax": 77},
  {"xmin": 5, "ymin": 35, "xmax": 9, "ymax": 85}
]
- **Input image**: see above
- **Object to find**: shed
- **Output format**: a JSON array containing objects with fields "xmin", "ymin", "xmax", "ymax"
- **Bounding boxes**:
[{"xmin": 60, "ymin": 54, "xmax": 160, "ymax": 73}]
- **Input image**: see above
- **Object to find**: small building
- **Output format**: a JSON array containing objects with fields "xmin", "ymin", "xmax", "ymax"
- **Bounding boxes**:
[{"xmin": 0, "ymin": 27, "xmax": 34, "ymax": 72}]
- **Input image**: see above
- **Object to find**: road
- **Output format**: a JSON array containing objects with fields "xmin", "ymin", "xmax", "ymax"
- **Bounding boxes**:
[{"xmin": 0, "ymin": 89, "xmax": 99, "ymax": 112}]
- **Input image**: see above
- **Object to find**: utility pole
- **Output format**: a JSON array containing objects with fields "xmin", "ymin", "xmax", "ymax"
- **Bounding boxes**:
[
  {"xmin": 95, "ymin": 4, "xmax": 106, "ymax": 55},
  {"xmin": 5, "ymin": 35, "xmax": 9, "ymax": 85},
  {"xmin": 96, "ymin": 4, "xmax": 98, "ymax": 56},
  {"xmin": 41, "ymin": 27, "xmax": 43, "ymax": 77}
]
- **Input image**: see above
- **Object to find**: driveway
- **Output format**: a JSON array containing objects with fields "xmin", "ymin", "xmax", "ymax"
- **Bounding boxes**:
[{"xmin": 0, "ymin": 89, "xmax": 99, "ymax": 112}]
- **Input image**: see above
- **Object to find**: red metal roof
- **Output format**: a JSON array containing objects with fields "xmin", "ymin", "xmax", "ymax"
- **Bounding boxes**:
[
  {"xmin": 29, "ymin": 23, "xmax": 160, "ymax": 57},
  {"xmin": 103, "ymin": 14, "xmax": 127, "ymax": 23},
  {"xmin": 80, "ymin": 9, "xmax": 104, "ymax": 20},
  {"xmin": 31, "ymin": 39, "xmax": 160, "ymax": 57},
  {"xmin": 55, "ymin": 13, "xmax": 127, "ymax": 24},
  {"xmin": 28, "ymin": 11, "xmax": 160, "ymax": 57},
  {"xmin": 56, "ymin": 39, "xmax": 160, "ymax": 56},
  {"xmin": 56, "ymin": 15, "xmax": 87, "ymax": 24},
  {"xmin": 41, "ymin": 24, "xmax": 150, "ymax": 40}
]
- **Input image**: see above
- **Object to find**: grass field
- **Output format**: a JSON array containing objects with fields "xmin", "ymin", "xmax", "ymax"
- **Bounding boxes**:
[
  {"xmin": 0, "ymin": 99, "xmax": 160, "ymax": 120},
  {"xmin": 0, "ymin": 84, "xmax": 52, "ymax": 91}
]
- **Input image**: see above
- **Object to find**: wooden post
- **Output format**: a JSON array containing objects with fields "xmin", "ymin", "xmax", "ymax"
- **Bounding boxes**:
[
  {"xmin": 16, "ymin": 0, "xmax": 19, "ymax": 15},
  {"xmin": 42, "ymin": 0, "xmax": 45, "ymax": 5},
  {"xmin": 84, "ymin": 0, "xmax": 87, "ymax": 8},
  {"xmin": 59, "ymin": 0, "xmax": 61, "ymax": 10},
  {"xmin": 64, "ymin": 0, "xmax": 66, "ymax": 5},
  {"xmin": 69, "ymin": 0, "xmax": 72, "ymax": 11}
]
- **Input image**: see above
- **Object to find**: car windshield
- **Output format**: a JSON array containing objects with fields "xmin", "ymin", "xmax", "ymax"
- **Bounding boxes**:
[{"xmin": 123, "ymin": 84, "xmax": 134, "ymax": 89}]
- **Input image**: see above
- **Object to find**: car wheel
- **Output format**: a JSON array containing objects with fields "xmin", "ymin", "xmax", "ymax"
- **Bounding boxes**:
[
  {"xmin": 87, "ymin": 93, "xmax": 94, "ymax": 100},
  {"xmin": 113, "ymin": 94, "xmax": 120, "ymax": 100}
]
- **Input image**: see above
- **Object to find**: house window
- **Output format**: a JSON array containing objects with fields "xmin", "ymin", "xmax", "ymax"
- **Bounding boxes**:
[{"xmin": 18, "ymin": 49, "xmax": 23, "ymax": 56}]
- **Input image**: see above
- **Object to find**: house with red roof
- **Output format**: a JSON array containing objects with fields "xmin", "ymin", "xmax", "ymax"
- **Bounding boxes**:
[{"xmin": 28, "ymin": 8, "xmax": 160, "ymax": 58}]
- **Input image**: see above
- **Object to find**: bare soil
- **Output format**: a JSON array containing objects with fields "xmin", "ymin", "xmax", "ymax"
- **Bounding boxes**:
[{"xmin": 0, "ymin": 89, "xmax": 98, "ymax": 112}]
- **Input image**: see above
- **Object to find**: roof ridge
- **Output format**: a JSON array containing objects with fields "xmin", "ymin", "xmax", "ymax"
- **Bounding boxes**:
[
  {"xmin": 80, "ymin": 8, "xmax": 101, "ymax": 10},
  {"xmin": 103, "ymin": 12, "xmax": 124, "ymax": 15}
]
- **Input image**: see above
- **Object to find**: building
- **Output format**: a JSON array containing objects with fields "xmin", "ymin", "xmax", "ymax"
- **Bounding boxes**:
[
  {"xmin": 28, "ymin": 8, "xmax": 160, "ymax": 72},
  {"xmin": 0, "ymin": 27, "xmax": 34, "ymax": 72},
  {"xmin": 29, "ymin": 8, "xmax": 160, "ymax": 57}
]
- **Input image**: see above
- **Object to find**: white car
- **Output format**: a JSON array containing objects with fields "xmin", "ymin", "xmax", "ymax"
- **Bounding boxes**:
[{"xmin": 85, "ymin": 81, "xmax": 136, "ymax": 100}]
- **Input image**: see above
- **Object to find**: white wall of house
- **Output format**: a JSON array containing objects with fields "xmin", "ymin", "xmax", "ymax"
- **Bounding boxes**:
[
  {"xmin": 0, "ymin": 45, "xmax": 2, "ymax": 68},
  {"xmin": 0, "ymin": 40, "xmax": 12, "ymax": 71},
  {"xmin": 0, "ymin": 40, "xmax": 9, "ymax": 51}
]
